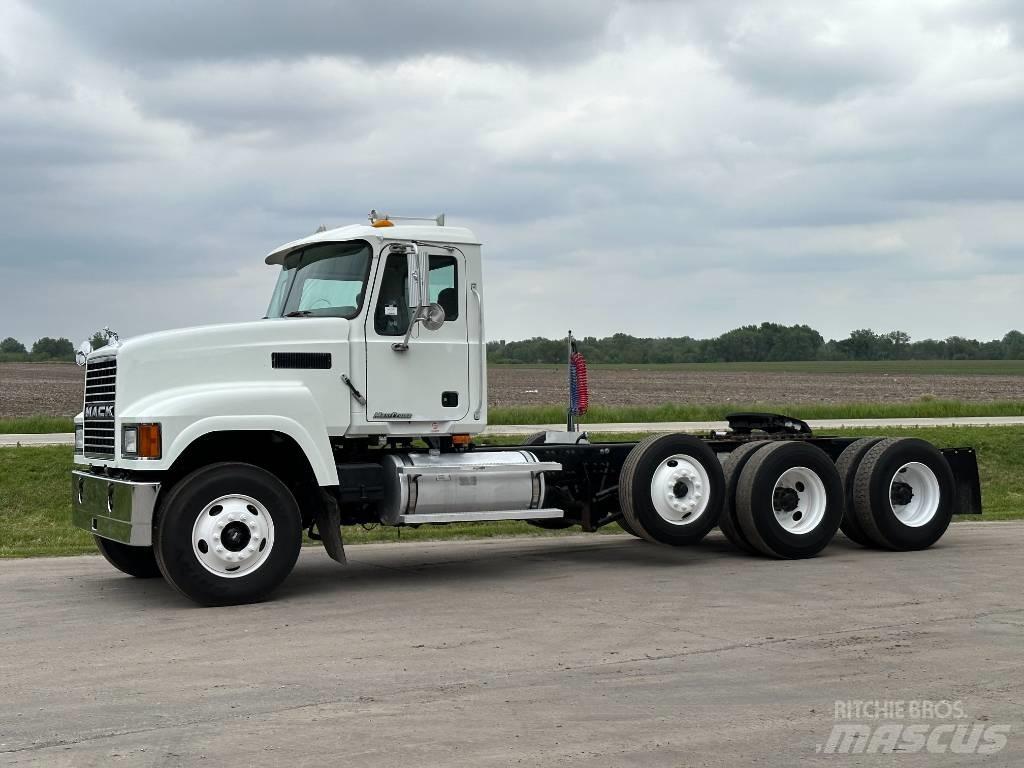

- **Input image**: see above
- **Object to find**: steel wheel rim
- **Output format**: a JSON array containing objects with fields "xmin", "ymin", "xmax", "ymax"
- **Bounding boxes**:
[
  {"xmin": 772, "ymin": 466, "xmax": 826, "ymax": 534},
  {"xmin": 889, "ymin": 462, "xmax": 941, "ymax": 527},
  {"xmin": 192, "ymin": 494, "xmax": 275, "ymax": 578},
  {"xmin": 649, "ymin": 454, "xmax": 711, "ymax": 525}
]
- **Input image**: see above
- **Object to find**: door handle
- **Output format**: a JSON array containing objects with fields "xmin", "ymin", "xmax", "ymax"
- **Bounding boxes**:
[{"xmin": 471, "ymin": 282, "xmax": 484, "ymax": 421}]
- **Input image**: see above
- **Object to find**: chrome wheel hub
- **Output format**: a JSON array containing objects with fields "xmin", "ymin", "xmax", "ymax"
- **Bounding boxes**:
[{"xmin": 192, "ymin": 494, "xmax": 275, "ymax": 578}]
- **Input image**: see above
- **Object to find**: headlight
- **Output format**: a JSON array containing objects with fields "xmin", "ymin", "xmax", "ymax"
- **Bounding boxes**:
[
  {"xmin": 122, "ymin": 426, "xmax": 138, "ymax": 456},
  {"xmin": 74, "ymin": 425, "xmax": 84, "ymax": 453},
  {"xmin": 122, "ymin": 423, "xmax": 161, "ymax": 459}
]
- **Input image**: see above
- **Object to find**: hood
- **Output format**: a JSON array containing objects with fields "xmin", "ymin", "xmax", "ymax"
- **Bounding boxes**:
[{"xmin": 106, "ymin": 317, "xmax": 352, "ymax": 417}]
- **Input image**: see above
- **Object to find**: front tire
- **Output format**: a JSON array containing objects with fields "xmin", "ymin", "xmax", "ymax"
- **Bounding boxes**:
[
  {"xmin": 94, "ymin": 536, "xmax": 162, "ymax": 578},
  {"xmin": 619, "ymin": 433, "xmax": 725, "ymax": 546},
  {"xmin": 154, "ymin": 463, "xmax": 303, "ymax": 606}
]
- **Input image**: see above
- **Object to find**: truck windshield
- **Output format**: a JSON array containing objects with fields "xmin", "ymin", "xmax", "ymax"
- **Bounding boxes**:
[{"xmin": 266, "ymin": 241, "xmax": 372, "ymax": 319}]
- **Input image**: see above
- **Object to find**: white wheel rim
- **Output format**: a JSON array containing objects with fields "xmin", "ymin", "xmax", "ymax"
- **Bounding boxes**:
[
  {"xmin": 890, "ymin": 462, "xmax": 941, "ymax": 527},
  {"xmin": 649, "ymin": 454, "xmax": 711, "ymax": 525},
  {"xmin": 772, "ymin": 466, "xmax": 827, "ymax": 535},
  {"xmin": 192, "ymin": 494, "xmax": 275, "ymax": 578}
]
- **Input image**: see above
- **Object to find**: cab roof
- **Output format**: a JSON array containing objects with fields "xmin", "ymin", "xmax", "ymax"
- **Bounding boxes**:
[{"xmin": 265, "ymin": 223, "xmax": 479, "ymax": 265}]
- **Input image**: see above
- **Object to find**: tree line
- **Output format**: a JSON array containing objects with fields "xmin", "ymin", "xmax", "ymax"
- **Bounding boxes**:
[
  {"xmin": 0, "ymin": 331, "xmax": 113, "ymax": 363},
  {"xmin": 5, "ymin": 324, "xmax": 1024, "ymax": 364},
  {"xmin": 487, "ymin": 324, "xmax": 1024, "ymax": 364}
]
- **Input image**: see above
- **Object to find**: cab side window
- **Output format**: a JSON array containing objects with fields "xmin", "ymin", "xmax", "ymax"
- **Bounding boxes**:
[
  {"xmin": 374, "ymin": 254, "xmax": 410, "ymax": 336},
  {"xmin": 429, "ymin": 255, "xmax": 458, "ymax": 321}
]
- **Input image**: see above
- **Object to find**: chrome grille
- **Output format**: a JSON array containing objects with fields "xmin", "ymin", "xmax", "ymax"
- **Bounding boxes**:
[{"xmin": 83, "ymin": 357, "xmax": 117, "ymax": 457}]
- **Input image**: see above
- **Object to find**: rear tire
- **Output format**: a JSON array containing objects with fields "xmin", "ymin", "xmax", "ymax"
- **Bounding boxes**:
[
  {"xmin": 94, "ymin": 536, "xmax": 162, "ymax": 578},
  {"xmin": 154, "ymin": 463, "xmax": 303, "ymax": 606},
  {"xmin": 736, "ymin": 442, "xmax": 844, "ymax": 559},
  {"xmin": 719, "ymin": 441, "xmax": 771, "ymax": 554},
  {"xmin": 852, "ymin": 438, "xmax": 955, "ymax": 551},
  {"xmin": 616, "ymin": 515, "xmax": 643, "ymax": 538},
  {"xmin": 835, "ymin": 438, "xmax": 884, "ymax": 547},
  {"xmin": 619, "ymin": 433, "xmax": 725, "ymax": 546}
]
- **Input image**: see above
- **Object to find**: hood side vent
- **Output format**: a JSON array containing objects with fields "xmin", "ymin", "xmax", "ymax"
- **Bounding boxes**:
[{"xmin": 272, "ymin": 352, "xmax": 332, "ymax": 370}]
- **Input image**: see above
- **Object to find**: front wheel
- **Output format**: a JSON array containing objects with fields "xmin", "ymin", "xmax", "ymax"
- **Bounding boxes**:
[
  {"xmin": 94, "ymin": 536, "xmax": 162, "ymax": 578},
  {"xmin": 154, "ymin": 463, "xmax": 303, "ymax": 606}
]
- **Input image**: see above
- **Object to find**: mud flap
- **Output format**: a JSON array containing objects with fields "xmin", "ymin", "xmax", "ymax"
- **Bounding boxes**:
[{"xmin": 315, "ymin": 491, "xmax": 346, "ymax": 564}]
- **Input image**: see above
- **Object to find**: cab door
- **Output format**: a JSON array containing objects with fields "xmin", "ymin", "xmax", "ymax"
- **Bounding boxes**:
[{"xmin": 364, "ymin": 246, "xmax": 470, "ymax": 424}]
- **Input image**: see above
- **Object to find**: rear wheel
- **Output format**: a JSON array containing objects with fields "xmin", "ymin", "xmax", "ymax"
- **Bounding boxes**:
[
  {"xmin": 94, "ymin": 536, "xmax": 161, "ymax": 578},
  {"xmin": 735, "ymin": 442, "xmax": 843, "ymax": 558},
  {"xmin": 154, "ymin": 463, "xmax": 303, "ymax": 606},
  {"xmin": 852, "ymin": 438, "xmax": 955, "ymax": 550},
  {"xmin": 719, "ymin": 441, "xmax": 771, "ymax": 554},
  {"xmin": 834, "ymin": 438, "xmax": 884, "ymax": 547},
  {"xmin": 616, "ymin": 515, "xmax": 643, "ymax": 538},
  {"xmin": 619, "ymin": 433, "xmax": 725, "ymax": 546}
]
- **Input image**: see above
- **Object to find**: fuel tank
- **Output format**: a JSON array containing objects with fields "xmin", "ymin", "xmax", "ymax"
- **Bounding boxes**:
[{"xmin": 379, "ymin": 450, "xmax": 557, "ymax": 524}]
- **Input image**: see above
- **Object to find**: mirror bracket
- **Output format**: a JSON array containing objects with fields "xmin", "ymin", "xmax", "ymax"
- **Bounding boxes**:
[{"xmin": 391, "ymin": 303, "xmax": 445, "ymax": 352}]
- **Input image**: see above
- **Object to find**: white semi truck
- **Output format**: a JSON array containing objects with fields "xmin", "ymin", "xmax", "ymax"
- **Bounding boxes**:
[{"xmin": 71, "ymin": 213, "xmax": 982, "ymax": 606}]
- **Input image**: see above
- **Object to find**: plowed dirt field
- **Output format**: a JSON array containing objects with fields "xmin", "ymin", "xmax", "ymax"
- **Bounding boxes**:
[{"xmin": 3, "ymin": 362, "xmax": 1023, "ymax": 418}]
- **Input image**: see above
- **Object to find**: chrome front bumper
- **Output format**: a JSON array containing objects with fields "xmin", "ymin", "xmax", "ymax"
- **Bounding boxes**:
[{"xmin": 71, "ymin": 471, "xmax": 160, "ymax": 546}]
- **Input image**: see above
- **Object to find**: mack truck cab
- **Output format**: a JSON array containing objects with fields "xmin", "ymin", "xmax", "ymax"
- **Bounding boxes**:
[{"xmin": 72, "ymin": 213, "xmax": 983, "ymax": 606}]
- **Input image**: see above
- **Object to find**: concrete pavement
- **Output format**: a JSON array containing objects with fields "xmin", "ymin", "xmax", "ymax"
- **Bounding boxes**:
[
  {"xmin": 4, "ymin": 415, "xmax": 1024, "ymax": 447},
  {"xmin": 1, "ymin": 524, "xmax": 1022, "ymax": 766},
  {"xmin": 0, "ymin": 433, "xmax": 74, "ymax": 447}
]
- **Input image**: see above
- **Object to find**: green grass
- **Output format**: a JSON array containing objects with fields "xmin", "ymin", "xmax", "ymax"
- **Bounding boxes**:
[
  {"xmin": 0, "ymin": 445, "xmax": 89, "ymax": 557},
  {"xmin": 488, "ymin": 400, "xmax": 1024, "ymax": 425},
  {"xmin": 2, "ymin": 425, "xmax": 1022, "ymax": 558},
  {"xmin": 0, "ymin": 416, "xmax": 74, "ymax": 434},
  {"xmin": 492, "ymin": 360, "xmax": 1024, "ymax": 375}
]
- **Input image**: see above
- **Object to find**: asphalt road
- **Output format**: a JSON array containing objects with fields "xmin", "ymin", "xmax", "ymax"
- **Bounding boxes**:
[
  {"xmin": 4, "ymin": 415, "xmax": 1024, "ymax": 447},
  {"xmin": 1, "ymin": 524, "xmax": 1021, "ymax": 767}
]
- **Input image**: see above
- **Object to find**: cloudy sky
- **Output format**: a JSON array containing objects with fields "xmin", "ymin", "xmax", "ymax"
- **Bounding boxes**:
[{"xmin": 2, "ymin": 1, "xmax": 1022, "ymax": 346}]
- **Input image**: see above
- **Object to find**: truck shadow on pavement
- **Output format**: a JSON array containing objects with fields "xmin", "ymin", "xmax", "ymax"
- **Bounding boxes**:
[
  {"xmin": 272, "ymin": 532, "xmax": 871, "ymax": 602},
  {"xmin": 82, "ymin": 532, "xmax": 878, "ymax": 609}
]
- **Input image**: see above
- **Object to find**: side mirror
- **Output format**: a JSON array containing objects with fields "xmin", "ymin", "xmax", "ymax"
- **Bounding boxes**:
[
  {"xmin": 75, "ymin": 340, "xmax": 92, "ymax": 367},
  {"xmin": 404, "ymin": 244, "xmax": 430, "ymax": 308},
  {"xmin": 406, "ymin": 253, "xmax": 420, "ymax": 308}
]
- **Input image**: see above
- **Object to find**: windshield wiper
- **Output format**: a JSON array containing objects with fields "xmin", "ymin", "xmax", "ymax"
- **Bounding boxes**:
[{"xmin": 284, "ymin": 310, "xmax": 314, "ymax": 317}]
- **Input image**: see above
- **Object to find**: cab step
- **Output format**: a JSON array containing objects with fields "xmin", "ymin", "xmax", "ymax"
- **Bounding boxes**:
[{"xmin": 395, "ymin": 508, "xmax": 564, "ymax": 525}]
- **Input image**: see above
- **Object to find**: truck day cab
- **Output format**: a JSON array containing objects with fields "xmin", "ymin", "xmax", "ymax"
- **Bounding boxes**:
[{"xmin": 71, "ymin": 213, "xmax": 983, "ymax": 606}]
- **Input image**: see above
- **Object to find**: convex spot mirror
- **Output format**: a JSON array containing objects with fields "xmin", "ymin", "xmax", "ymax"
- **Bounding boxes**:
[
  {"xmin": 75, "ymin": 341, "xmax": 92, "ymax": 367},
  {"xmin": 421, "ymin": 302, "xmax": 445, "ymax": 331}
]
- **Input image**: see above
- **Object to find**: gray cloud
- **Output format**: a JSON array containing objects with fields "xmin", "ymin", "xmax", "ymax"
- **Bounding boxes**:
[
  {"xmin": 2, "ymin": 0, "xmax": 1024, "ymax": 347},
  {"xmin": 39, "ymin": 0, "xmax": 618, "ymax": 66}
]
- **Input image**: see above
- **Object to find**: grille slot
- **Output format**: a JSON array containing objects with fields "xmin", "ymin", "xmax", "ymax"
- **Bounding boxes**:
[{"xmin": 83, "ymin": 357, "xmax": 117, "ymax": 457}]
